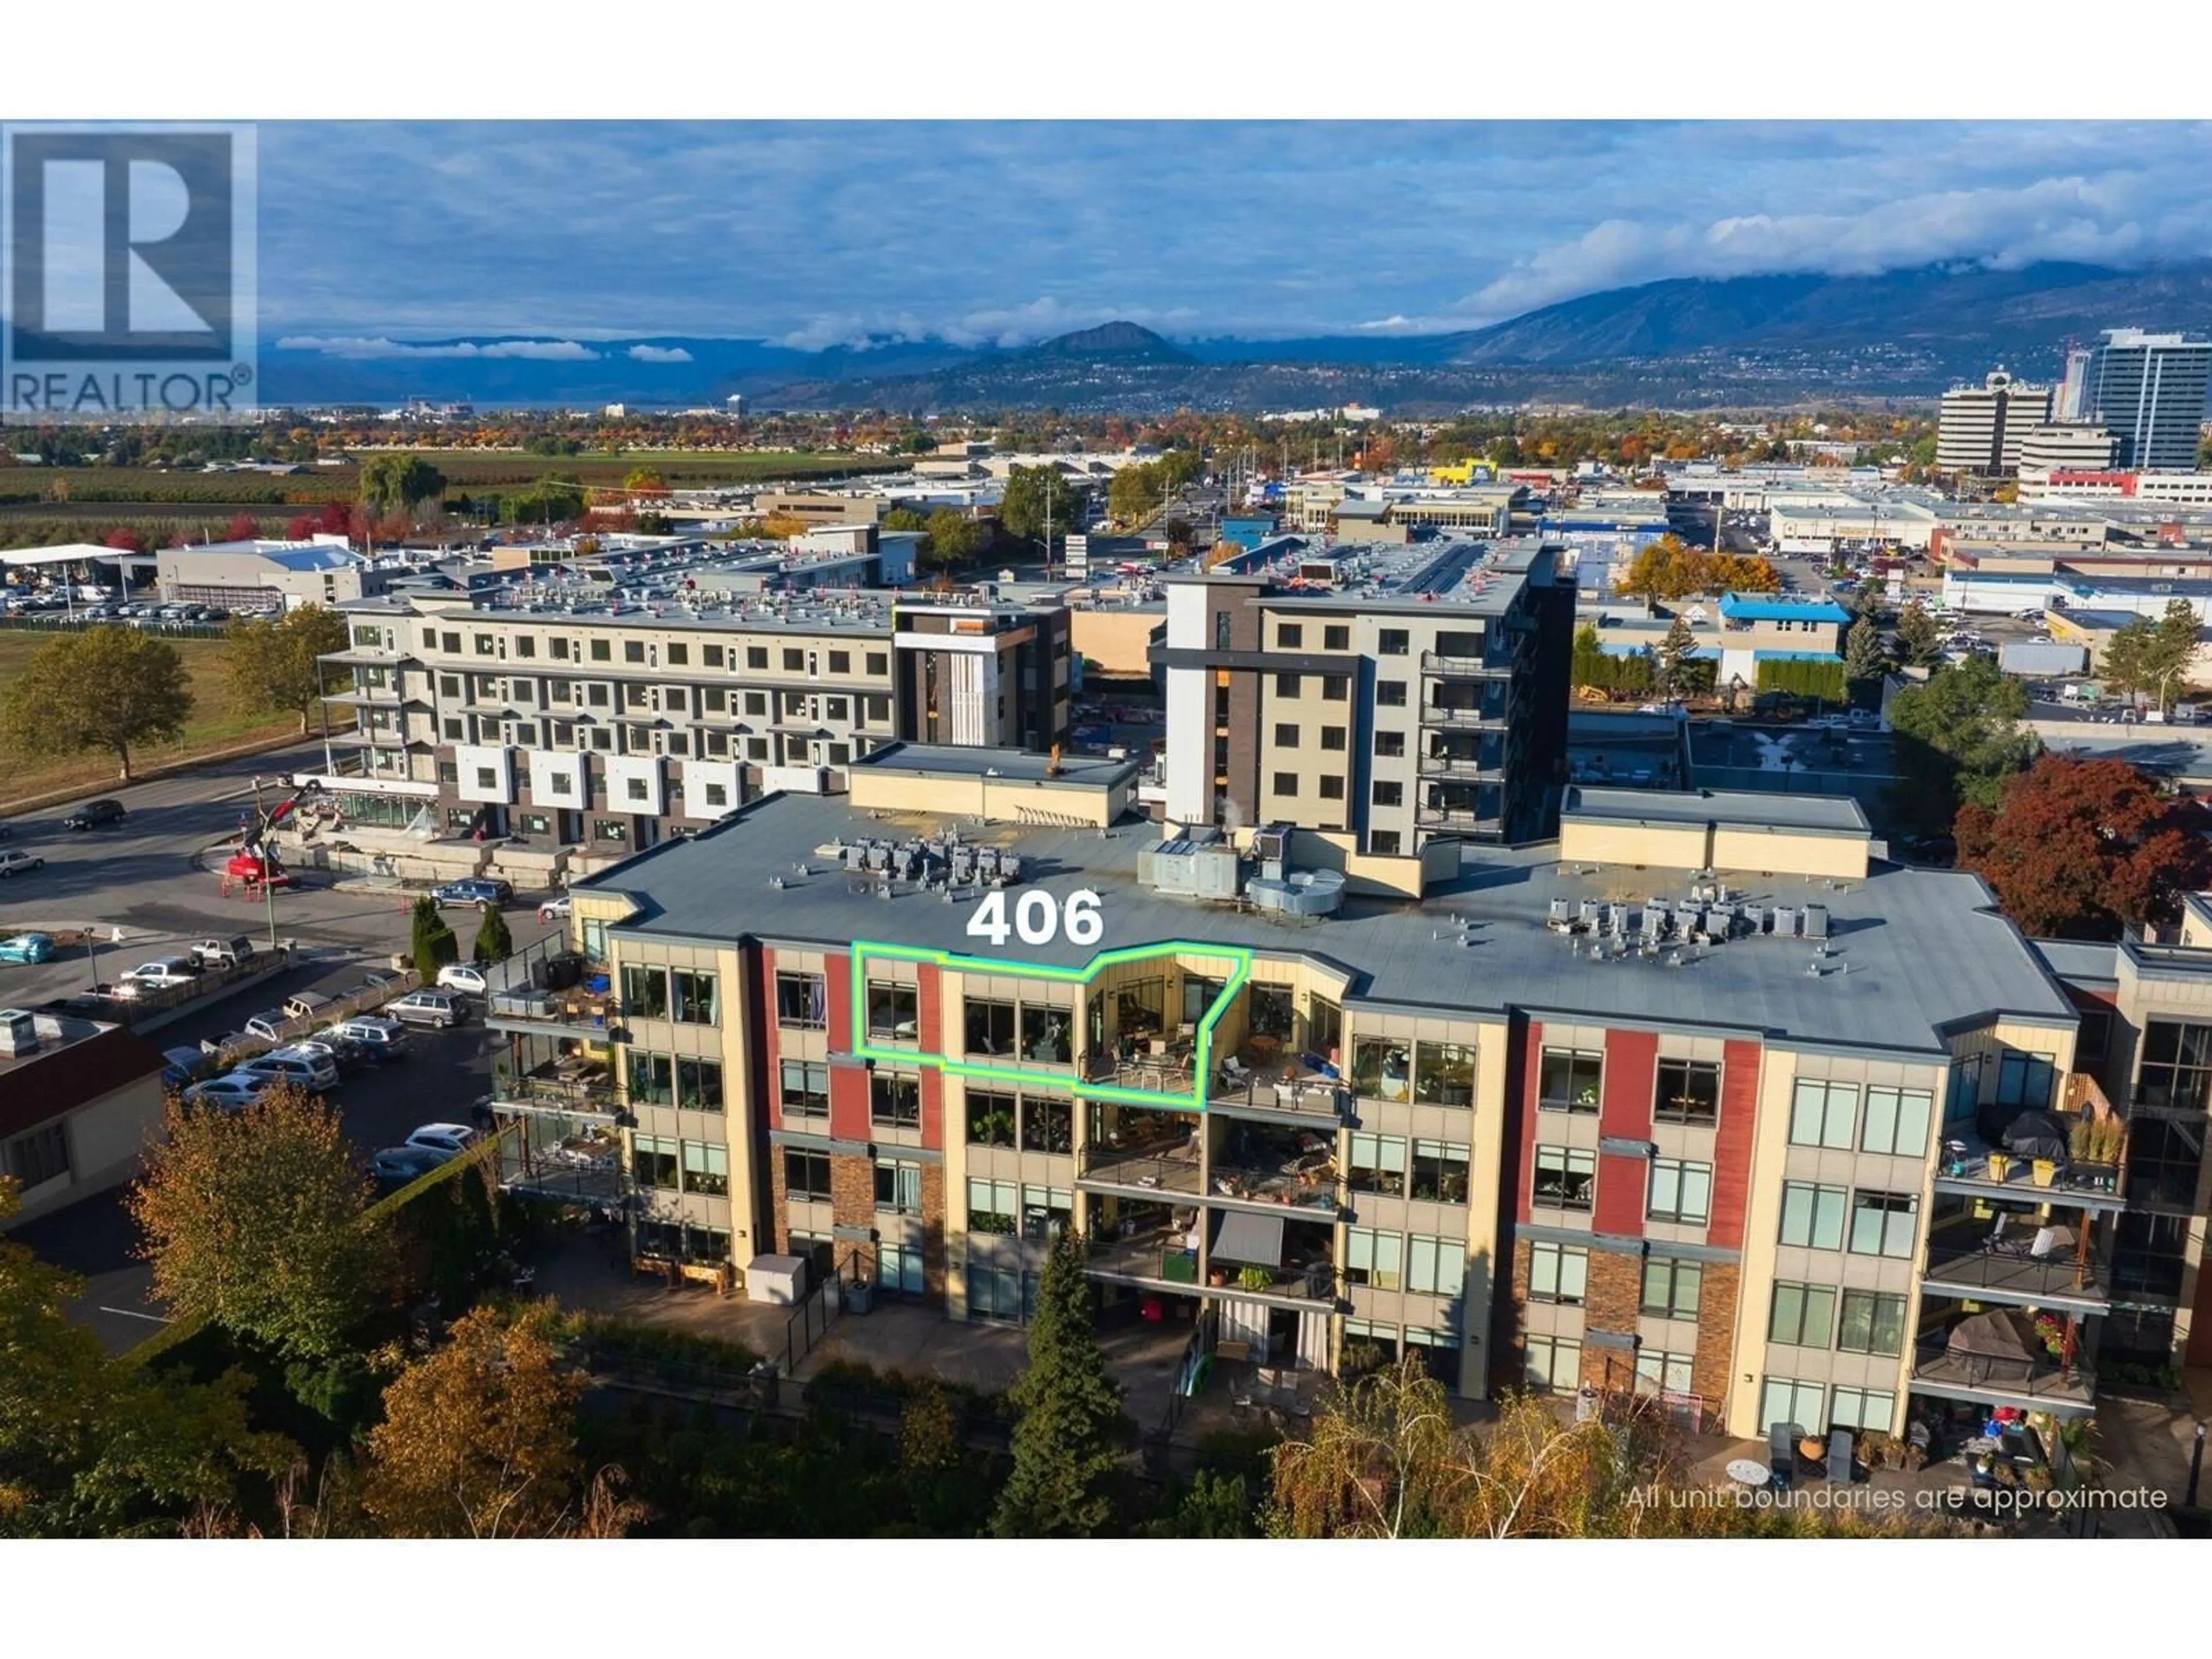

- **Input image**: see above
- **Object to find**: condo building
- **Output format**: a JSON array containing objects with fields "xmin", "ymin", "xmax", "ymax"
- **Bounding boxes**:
[
  {"xmin": 472, "ymin": 752, "xmax": 2205, "ymax": 1447},
  {"xmin": 319, "ymin": 585, "xmax": 1071, "ymax": 856},
  {"xmin": 1153, "ymin": 539, "xmax": 1574, "ymax": 855}
]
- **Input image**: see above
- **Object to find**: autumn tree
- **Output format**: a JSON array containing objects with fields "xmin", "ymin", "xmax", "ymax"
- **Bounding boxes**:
[
  {"xmin": 127, "ymin": 1086, "xmax": 384, "ymax": 1360},
  {"xmin": 1267, "ymin": 1355, "xmax": 1465, "ymax": 1537},
  {"xmin": 1956, "ymin": 756, "xmax": 2211, "ymax": 938},
  {"xmin": 1885, "ymin": 653, "xmax": 2035, "ymax": 834},
  {"xmin": 991, "ymin": 1230, "xmax": 1126, "ymax": 1537},
  {"xmin": 225, "ymin": 513, "xmax": 261, "ymax": 542},
  {"xmin": 224, "ymin": 606, "xmax": 350, "ymax": 736},
  {"xmin": 362, "ymin": 1304, "xmax": 620, "ymax": 1538},
  {"xmin": 0, "ymin": 625, "xmax": 192, "ymax": 781}
]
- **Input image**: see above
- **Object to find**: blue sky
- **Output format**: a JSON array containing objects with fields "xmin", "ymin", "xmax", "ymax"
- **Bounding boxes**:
[{"xmin": 256, "ymin": 120, "xmax": 2212, "ymax": 354}]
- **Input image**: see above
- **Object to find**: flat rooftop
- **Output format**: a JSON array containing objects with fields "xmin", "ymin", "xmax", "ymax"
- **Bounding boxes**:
[
  {"xmin": 857, "ymin": 743, "xmax": 1143, "ymax": 788},
  {"xmin": 1177, "ymin": 536, "xmax": 1555, "ymax": 618},
  {"xmin": 578, "ymin": 793, "xmax": 2074, "ymax": 1056},
  {"xmin": 1564, "ymin": 785, "xmax": 1870, "ymax": 836}
]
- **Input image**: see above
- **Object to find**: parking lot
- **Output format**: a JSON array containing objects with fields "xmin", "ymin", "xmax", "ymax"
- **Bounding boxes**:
[{"xmin": 1, "ymin": 741, "xmax": 566, "ymax": 1349}]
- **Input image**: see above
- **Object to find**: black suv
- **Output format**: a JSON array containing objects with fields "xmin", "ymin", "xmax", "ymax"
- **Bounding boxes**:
[{"xmin": 65, "ymin": 798, "xmax": 126, "ymax": 831}]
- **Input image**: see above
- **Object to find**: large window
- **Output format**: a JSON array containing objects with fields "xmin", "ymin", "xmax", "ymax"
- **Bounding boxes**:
[
  {"xmin": 965, "ymin": 997, "xmax": 1016, "ymax": 1056},
  {"xmin": 1248, "ymin": 984, "xmax": 1296, "ymax": 1040},
  {"xmin": 867, "ymin": 981, "xmax": 918, "ymax": 1041},
  {"xmin": 780, "ymin": 1060, "xmax": 828, "ymax": 1121},
  {"xmin": 1308, "ymin": 995, "xmax": 1343, "ymax": 1058},
  {"xmin": 1406, "ymin": 1234, "xmax": 1464, "ymax": 1298},
  {"xmin": 1021, "ymin": 1185, "xmax": 1073, "ymax": 1243},
  {"xmin": 776, "ymin": 971, "xmax": 826, "ymax": 1029},
  {"xmin": 1348, "ymin": 1131, "xmax": 1407, "ymax": 1196},
  {"xmin": 2114, "ymin": 1211, "xmax": 2190, "ymax": 1298},
  {"xmin": 1654, "ymin": 1060, "xmax": 1720, "ymax": 1127},
  {"xmin": 784, "ymin": 1149, "xmax": 831, "ymax": 1201},
  {"xmin": 1533, "ymin": 1146, "xmax": 1596, "ymax": 1211},
  {"xmin": 878, "ymin": 1244, "xmax": 926, "ymax": 1297},
  {"xmin": 1351, "ymin": 1039, "xmax": 1411, "ymax": 1103},
  {"xmin": 1525, "ymin": 1335, "xmax": 1581, "ymax": 1393},
  {"xmin": 1181, "ymin": 975, "xmax": 1225, "ymax": 1027},
  {"xmin": 1635, "ymin": 1350, "xmax": 1695, "ymax": 1396},
  {"xmin": 1847, "ymin": 1191, "xmax": 1918, "ymax": 1258},
  {"xmin": 625, "ymin": 1052, "xmax": 673, "ymax": 1106},
  {"xmin": 1346, "ymin": 1226, "xmax": 1404, "ymax": 1291},
  {"xmin": 967, "ymin": 1179, "xmax": 1018, "ymax": 1234},
  {"xmin": 1647, "ymin": 1158, "xmax": 1712, "ymax": 1225},
  {"xmin": 1020, "ymin": 1097, "xmax": 1073, "ymax": 1154},
  {"xmin": 1021, "ymin": 1003, "xmax": 1073, "ymax": 1063},
  {"xmin": 3, "ymin": 1122, "xmax": 68, "ymax": 1189},
  {"xmin": 671, "ymin": 969, "xmax": 718, "ymax": 1025},
  {"xmin": 1838, "ymin": 1290, "xmax": 1906, "ymax": 1357},
  {"xmin": 1778, "ymin": 1182, "xmax": 1846, "ymax": 1250},
  {"xmin": 1789, "ymin": 1080, "xmax": 1856, "ymax": 1149},
  {"xmin": 676, "ymin": 1058, "xmax": 724, "ymax": 1112},
  {"xmin": 965, "ymin": 1091, "xmax": 1017, "ymax": 1148},
  {"xmin": 870, "ymin": 1073, "xmax": 921, "ymax": 1130},
  {"xmin": 1767, "ymin": 1281, "xmax": 1835, "ymax": 1347},
  {"xmin": 1859, "ymin": 1086, "xmax": 1932, "ymax": 1158},
  {"xmin": 2125, "ymin": 1117, "xmax": 2206, "ymax": 1209},
  {"xmin": 1829, "ymin": 1387, "xmax": 1896, "ymax": 1434},
  {"xmin": 621, "ymin": 964, "xmax": 668, "ymax": 1020},
  {"xmin": 1641, "ymin": 1257, "xmax": 1702, "ymax": 1320},
  {"xmin": 1529, "ymin": 1241, "xmax": 1588, "ymax": 1305},
  {"xmin": 1414, "ymin": 1041, "xmax": 1476, "ymax": 1107},
  {"xmin": 2138, "ymin": 1020, "xmax": 2212, "ymax": 1111},
  {"xmin": 631, "ymin": 1134, "xmax": 679, "ymax": 1190},
  {"xmin": 1539, "ymin": 1047, "xmax": 1603, "ymax": 1113},
  {"xmin": 1412, "ymin": 1139, "xmax": 1471, "ymax": 1204},
  {"xmin": 682, "ymin": 1141, "xmax": 729, "ymax": 1196},
  {"xmin": 1759, "ymin": 1377, "xmax": 1825, "ymax": 1435},
  {"xmin": 874, "ymin": 1158, "xmax": 923, "ymax": 1215},
  {"xmin": 1994, "ymin": 1050, "xmax": 2056, "ymax": 1111},
  {"xmin": 967, "ymin": 1265, "xmax": 1028, "ymax": 1323}
]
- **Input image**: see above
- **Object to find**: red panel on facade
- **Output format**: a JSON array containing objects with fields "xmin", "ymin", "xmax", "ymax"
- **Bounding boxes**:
[
  {"xmin": 828, "ymin": 1061, "xmax": 871, "ymax": 1142},
  {"xmin": 915, "ymin": 964, "xmax": 944, "ymax": 1148},
  {"xmin": 824, "ymin": 950, "xmax": 853, "ymax": 1049},
  {"xmin": 1514, "ymin": 1021, "xmax": 1543, "ymax": 1225},
  {"xmin": 1707, "ymin": 1038, "xmax": 1764, "ymax": 1248},
  {"xmin": 1600, "ymin": 1028, "xmax": 1658, "ymax": 1141},
  {"xmin": 759, "ymin": 946, "xmax": 783, "ymax": 1129},
  {"xmin": 1593, "ymin": 1154, "xmax": 1645, "ymax": 1236}
]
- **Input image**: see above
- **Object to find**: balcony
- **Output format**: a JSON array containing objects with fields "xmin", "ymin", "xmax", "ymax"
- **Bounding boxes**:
[
  {"xmin": 1921, "ymin": 1229, "xmax": 2109, "ymax": 1310},
  {"xmin": 1416, "ymin": 752, "xmax": 1502, "ymax": 782},
  {"xmin": 1420, "ymin": 650, "xmax": 1507, "ymax": 679},
  {"xmin": 1910, "ymin": 1333, "xmax": 2098, "ymax": 1416},
  {"xmin": 491, "ymin": 1112, "xmax": 624, "ymax": 1205},
  {"xmin": 491, "ymin": 1057, "xmax": 621, "ymax": 1123},
  {"xmin": 1086, "ymin": 1218, "xmax": 1201, "ymax": 1288},
  {"xmin": 1932, "ymin": 1132, "xmax": 2129, "ymax": 1212},
  {"xmin": 1414, "ymin": 805, "xmax": 1502, "ymax": 835},
  {"xmin": 1422, "ymin": 703, "xmax": 1506, "ymax": 731},
  {"xmin": 1207, "ymin": 1211, "xmax": 1341, "ymax": 1308},
  {"xmin": 1208, "ymin": 1121, "xmax": 1340, "ymax": 1215},
  {"xmin": 1077, "ymin": 1137, "xmax": 1203, "ymax": 1199},
  {"xmin": 1209, "ymin": 1066, "xmax": 1350, "ymax": 1126}
]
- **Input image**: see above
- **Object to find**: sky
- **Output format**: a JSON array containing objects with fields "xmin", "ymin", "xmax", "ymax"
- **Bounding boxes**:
[{"xmin": 252, "ymin": 120, "xmax": 2212, "ymax": 358}]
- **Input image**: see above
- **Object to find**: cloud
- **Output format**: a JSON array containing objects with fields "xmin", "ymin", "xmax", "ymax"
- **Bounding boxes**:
[
  {"xmin": 1433, "ymin": 175, "xmax": 2170, "ymax": 327},
  {"xmin": 626, "ymin": 344, "xmax": 694, "ymax": 363},
  {"xmin": 274, "ymin": 335, "xmax": 601, "ymax": 361}
]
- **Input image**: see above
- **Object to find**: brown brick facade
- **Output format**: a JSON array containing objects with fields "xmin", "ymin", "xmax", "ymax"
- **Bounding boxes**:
[
  {"xmin": 831, "ymin": 1153, "xmax": 876, "ymax": 1278},
  {"xmin": 920, "ymin": 1162, "xmax": 948, "ymax": 1301},
  {"xmin": 1582, "ymin": 1245, "xmax": 1642, "ymax": 1339},
  {"xmin": 1691, "ymin": 1260, "xmax": 1740, "ymax": 1419}
]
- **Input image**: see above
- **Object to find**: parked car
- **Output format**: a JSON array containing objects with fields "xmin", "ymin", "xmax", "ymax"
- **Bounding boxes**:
[
  {"xmin": 328, "ymin": 1015, "xmax": 408, "ymax": 1058},
  {"xmin": 370, "ymin": 1145, "xmax": 452, "ymax": 1185},
  {"xmin": 242, "ymin": 1010, "xmax": 290, "ymax": 1044},
  {"xmin": 282, "ymin": 990, "xmax": 335, "ymax": 1023},
  {"xmin": 0, "ymin": 932, "xmax": 55, "ymax": 964},
  {"xmin": 406, "ymin": 1122, "xmax": 479, "ymax": 1158},
  {"xmin": 431, "ymin": 877, "xmax": 514, "ymax": 908},
  {"xmin": 358, "ymin": 967, "xmax": 403, "ymax": 990},
  {"xmin": 536, "ymin": 895, "xmax": 572, "ymax": 922},
  {"xmin": 160, "ymin": 1046, "xmax": 217, "ymax": 1089},
  {"xmin": 191, "ymin": 935, "xmax": 256, "ymax": 969},
  {"xmin": 119, "ymin": 956, "xmax": 206, "ymax": 994},
  {"xmin": 233, "ymin": 1047, "xmax": 340, "ymax": 1094},
  {"xmin": 0, "ymin": 849, "xmax": 47, "ymax": 878},
  {"xmin": 387, "ymin": 988, "xmax": 466, "ymax": 1028},
  {"xmin": 183, "ymin": 1071, "xmax": 275, "ymax": 1112},
  {"xmin": 436, "ymin": 962, "xmax": 490, "ymax": 996},
  {"xmin": 63, "ymin": 798, "xmax": 126, "ymax": 831}
]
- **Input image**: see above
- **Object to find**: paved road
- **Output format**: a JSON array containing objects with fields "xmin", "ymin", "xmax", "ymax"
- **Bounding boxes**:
[{"xmin": 1, "ymin": 740, "xmax": 567, "ymax": 1349}]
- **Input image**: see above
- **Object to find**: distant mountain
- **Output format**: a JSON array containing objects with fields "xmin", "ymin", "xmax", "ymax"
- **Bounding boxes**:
[{"xmin": 236, "ymin": 259, "xmax": 2212, "ymax": 413}]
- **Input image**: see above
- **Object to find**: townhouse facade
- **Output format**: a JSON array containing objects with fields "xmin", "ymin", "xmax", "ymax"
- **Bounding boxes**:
[
  {"xmin": 480, "ymin": 755, "xmax": 2166, "ymax": 1448},
  {"xmin": 318, "ymin": 588, "xmax": 1071, "ymax": 855}
]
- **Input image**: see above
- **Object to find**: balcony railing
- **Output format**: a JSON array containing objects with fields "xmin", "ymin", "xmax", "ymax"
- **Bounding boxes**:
[
  {"xmin": 491, "ymin": 1065, "xmax": 622, "ymax": 1122},
  {"xmin": 1209, "ymin": 1071, "xmax": 1349, "ymax": 1122},
  {"xmin": 1207, "ymin": 1156, "xmax": 1340, "ymax": 1215},
  {"xmin": 1422, "ymin": 703, "xmax": 1506, "ymax": 730},
  {"xmin": 1934, "ymin": 1136, "xmax": 2127, "ymax": 1206},
  {"xmin": 1076, "ymin": 1140, "xmax": 1203, "ymax": 1197},
  {"xmin": 1415, "ymin": 806, "xmax": 1502, "ymax": 834},
  {"xmin": 1086, "ymin": 1230, "xmax": 1200, "ymax": 1286},
  {"xmin": 1207, "ymin": 1258, "xmax": 1342, "ymax": 1305},
  {"xmin": 1910, "ymin": 1336, "xmax": 2097, "ymax": 1410},
  {"xmin": 1416, "ymin": 753, "xmax": 1502, "ymax": 781},
  {"xmin": 1420, "ymin": 650, "xmax": 1506, "ymax": 678},
  {"xmin": 1921, "ymin": 1237, "xmax": 2108, "ymax": 1304}
]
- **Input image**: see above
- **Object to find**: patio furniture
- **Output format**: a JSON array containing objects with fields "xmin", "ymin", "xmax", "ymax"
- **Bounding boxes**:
[
  {"xmin": 1826, "ymin": 1429, "xmax": 1853, "ymax": 1483},
  {"xmin": 1725, "ymin": 1458, "xmax": 1769, "ymax": 1488}
]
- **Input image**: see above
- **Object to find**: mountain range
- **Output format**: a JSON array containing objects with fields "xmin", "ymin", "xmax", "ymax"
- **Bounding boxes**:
[{"xmin": 246, "ymin": 260, "xmax": 2212, "ymax": 413}]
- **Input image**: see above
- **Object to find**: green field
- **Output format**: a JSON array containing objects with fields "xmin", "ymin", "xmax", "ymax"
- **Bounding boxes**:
[{"xmin": 0, "ymin": 629, "xmax": 350, "ymax": 810}]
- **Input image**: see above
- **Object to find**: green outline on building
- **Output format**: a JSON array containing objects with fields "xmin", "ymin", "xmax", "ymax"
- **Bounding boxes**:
[{"xmin": 849, "ymin": 939, "xmax": 1253, "ymax": 1112}]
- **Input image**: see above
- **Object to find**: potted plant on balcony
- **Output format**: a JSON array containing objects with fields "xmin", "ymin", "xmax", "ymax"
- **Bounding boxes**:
[
  {"xmin": 2031, "ymin": 1157, "xmax": 2058, "ymax": 1188},
  {"xmin": 1236, "ymin": 1264, "xmax": 1272, "ymax": 1291},
  {"xmin": 1207, "ymin": 1266, "xmax": 1228, "ymax": 1287},
  {"xmin": 1987, "ymin": 1150, "xmax": 2013, "ymax": 1182}
]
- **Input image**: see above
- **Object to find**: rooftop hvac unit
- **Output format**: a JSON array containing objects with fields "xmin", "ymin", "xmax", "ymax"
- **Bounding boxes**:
[
  {"xmin": 0, "ymin": 1008, "xmax": 38, "ymax": 1057},
  {"xmin": 1802, "ymin": 904, "xmax": 1830, "ymax": 941},
  {"xmin": 1577, "ymin": 899, "xmax": 1601, "ymax": 927},
  {"xmin": 1742, "ymin": 903, "xmax": 1764, "ymax": 934},
  {"xmin": 1641, "ymin": 902, "xmax": 1667, "ymax": 938},
  {"xmin": 1772, "ymin": 907, "xmax": 1798, "ymax": 938},
  {"xmin": 1548, "ymin": 897, "xmax": 1571, "ymax": 925},
  {"xmin": 1607, "ymin": 903, "xmax": 1628, "ymax": 936}
]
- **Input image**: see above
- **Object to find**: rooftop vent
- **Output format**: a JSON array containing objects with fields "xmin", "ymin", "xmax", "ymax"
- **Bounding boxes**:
[{"xmin": 0, "ymin": 1007, "xmax": 39, "ymax": 1057}]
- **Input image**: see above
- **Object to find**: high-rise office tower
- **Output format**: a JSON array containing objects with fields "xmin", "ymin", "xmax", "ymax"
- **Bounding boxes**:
[
  {"xmin": 2083, "ymin": 329, "xmax": 2212, "ymax": 471},
  {"xmin": 1936, "ymin": 369, "xmax": 2052, "ymax": 476}
]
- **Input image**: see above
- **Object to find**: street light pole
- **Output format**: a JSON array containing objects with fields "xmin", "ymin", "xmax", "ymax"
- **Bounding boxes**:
[{"xmin": 2188, "ymin": 1421, "xmax": 2205, "ymax": 1511}]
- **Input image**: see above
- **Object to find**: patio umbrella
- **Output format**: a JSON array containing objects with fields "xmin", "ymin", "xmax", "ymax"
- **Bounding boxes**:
[{"xmin": 1945, "ymin": 1309, "xmax": 2038, "ymax": 1382}]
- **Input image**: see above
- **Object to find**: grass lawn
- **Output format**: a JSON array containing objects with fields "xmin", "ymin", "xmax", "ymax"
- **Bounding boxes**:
[{"xmin": 0, "ymin": 630, "xmax": 350, "ymax": 810}]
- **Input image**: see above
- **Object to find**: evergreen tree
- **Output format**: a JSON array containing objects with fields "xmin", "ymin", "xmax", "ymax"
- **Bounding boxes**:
[
  {"xmin": 1894, "ymin": 601, "xmax": 1942, "ymax": 668},
  {"xmin": 471, "ymin": 905, "xmax": 513, "ymax": 964},
  {"xmin": 991, "ymin": 1230, "xmax": 1126, "ymax": 1537},
  {"xmin": 1843, "ymin": 616, "xmax": 1885, "ymax": 684},
  {"xmin": 1656, "ymin": 615, "xmax": 1698, "ymax": 698},
  {"xmin": 410, "ymin": 895, "xmax": 459, "ymax": 980}
]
